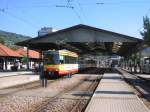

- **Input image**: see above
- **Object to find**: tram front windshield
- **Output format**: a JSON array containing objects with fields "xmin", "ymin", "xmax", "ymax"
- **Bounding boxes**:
[{"xmin": 44, "ymin": 52, "xmax": 59, "ymax": 64}]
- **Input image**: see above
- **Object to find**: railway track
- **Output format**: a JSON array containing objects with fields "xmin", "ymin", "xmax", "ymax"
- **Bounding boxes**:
[
  {"xmin": 0, "ymin": 67, "xmax": 103, "ymax": 97},
  {"xmin": 33, "ymin": 76, "xmax": 102, "ymax": 112},
  {"xmin": 0, "ymin": 80, "xmax": 54, "ymax": 98},
  {"xmin": 0, "ymin": 68, "xmax": 91, "ymax": 97},
  {"xmin": 33, "ymin": 68, "xmax": 104, "ymax": 112},
  {"xmin": 117, "ymin": 68, "xmax": 150, "ymax": 109},
  {"xmin": 0, "ymin": 68, "xmax": 104, "ymax": 112},
  {"xmin": 70, "ymin": 76, "xmax": 101, "ymax": 112}
]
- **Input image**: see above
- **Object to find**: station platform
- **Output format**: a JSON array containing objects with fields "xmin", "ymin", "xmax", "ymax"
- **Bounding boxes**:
[
  {"xmin": 121, "ymin": 68, "xmax": 150, "ymax": 81},
  {"xmin": 0, "ymin": 71, "xmax": 35, "ymax": 78},
  {"xmin": 0, "ymin": 71, "xmax": 39, "ymax": 89},
  {"xmin": 85, "ymin": 73, "xmax": 149, "ymax": 112},
  {"xmin": 135, "ymin": 74, "xmax": 150, "ymax": 81}
]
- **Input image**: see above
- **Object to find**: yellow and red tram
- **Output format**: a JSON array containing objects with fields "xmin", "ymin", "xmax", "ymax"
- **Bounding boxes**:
[{"xmin": 43, "ymin": 50, "xmax": 78, "ymax": 77}]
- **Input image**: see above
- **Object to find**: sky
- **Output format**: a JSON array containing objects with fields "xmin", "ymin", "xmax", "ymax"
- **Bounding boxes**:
[{"xmin": 0, "ymin": 0, "xmax": 150, "ymax": 38}]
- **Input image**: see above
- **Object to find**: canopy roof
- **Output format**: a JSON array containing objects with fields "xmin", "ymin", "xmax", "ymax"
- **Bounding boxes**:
[{"xmin": 17, "ymin": 24, "xmax": 142, "ymax": 56}]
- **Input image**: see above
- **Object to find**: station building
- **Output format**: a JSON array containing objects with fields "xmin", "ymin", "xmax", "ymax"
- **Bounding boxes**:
[
  {"xmin": 0, "ymin": 43, "xmax": 40, "ymax": 71},
  {"xmin": 0, "ymin": 43, "xmax": 22, "ymax": 70},
  {"xmin": 16, "ymin": 47, "xmax": 40, "ymax": 69}
]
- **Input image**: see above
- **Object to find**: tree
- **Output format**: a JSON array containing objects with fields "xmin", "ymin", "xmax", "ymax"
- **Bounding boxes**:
[
  {"xmin": 21, "ymin": 55, "xmax": 28, "ymax": 63},
  {"xmin": 0, "ymin": 37, "xmax": 5, "ymax": 44},
  {"xmin": 141, "ymin": 16, "xmax": 150, "ymax": 45}
]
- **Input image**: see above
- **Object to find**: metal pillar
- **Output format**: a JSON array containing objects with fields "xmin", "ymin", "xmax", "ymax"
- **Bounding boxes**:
[
  {"xmin": 27, "ymin": 47, "xmax": 30, "ymax": 70},
  {"xmin": 39, "ymin": 50, "xmax": 48, "ymax": 88},
  {"xmin": 139, "ymin": 50, "xmax": 142, "ymax": 73},
  {"xmin": 0, "ymin": 57, "xmax": 4, "ymax": 70},
  {"xmin": 39, "ymin": 50, "xmax": 43, "ymax": 68},
  {"xmin": 4, "ymin": 58, "xmax": 7, "ymax": 70}
]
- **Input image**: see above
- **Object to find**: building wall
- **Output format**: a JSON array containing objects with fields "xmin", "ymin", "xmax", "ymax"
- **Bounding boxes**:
[
  {"xmin": 38, "ymin": 27, "xmax": 58, "ymax": 36},
  {"xmin": 0, "ymin": 57, "xmax": 39, "ymax": 71}
]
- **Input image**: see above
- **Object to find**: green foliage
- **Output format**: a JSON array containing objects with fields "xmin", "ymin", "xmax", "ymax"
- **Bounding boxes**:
[
  {"xmin": 0, "ymin": 37, "xmax": 5, "ymax": 44},
  {"xmin": 21, "ymin": 55, "xmax": 28, "ymax": 63},
  {"xmin": 140, "ymin": 16, "xmax": 150, "ymax": 45},
  {"xmin": 10, "ymin": 46, "xmax": 18, "ymax": 51},
  {"xmin": 0, "ymin": 30, "xmax": 30, "ymax": 47},
  {"xmin": 131, "ymin": 54, "xmax": 136, "ymax": 61}
]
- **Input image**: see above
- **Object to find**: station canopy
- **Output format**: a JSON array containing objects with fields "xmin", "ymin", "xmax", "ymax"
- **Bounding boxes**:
[{"xmin": 17, "ymin": 24, "xmax": 142, "ymax": 56}]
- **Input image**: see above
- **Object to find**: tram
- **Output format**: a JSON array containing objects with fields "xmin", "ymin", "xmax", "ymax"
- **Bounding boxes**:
[
  {"xmin": 141, "ymin": 57, "xmax": 150, "ymax": 74},
  {"xmin": 43, "ymin": 50, "xmax": 78, "ymax": 77}
]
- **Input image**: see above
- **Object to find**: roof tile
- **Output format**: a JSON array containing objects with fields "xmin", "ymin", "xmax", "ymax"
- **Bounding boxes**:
[
  {"xmin": 16, "ymin": 48, "xmax": 40, "ymax": 59},
  {"xmin": 0, "ymin": 44, "xmax": 22, "ymax": 57}
]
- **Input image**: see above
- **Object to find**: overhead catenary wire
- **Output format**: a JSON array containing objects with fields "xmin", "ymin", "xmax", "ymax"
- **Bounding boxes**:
[
  {"xmin": 55, "ymin": 0, "xmax": 83, "ymax": 23},
  {"xmin": 79, "ymin": 1, "xmax": 150, "ymax": 6},
  {"xmin": 3, "ymin": 1, "xmax": 84, "ymax": 24},
  {"xmin": 71, "ymin": 8, "xmax": 83, "ymax": 23},
  {"xmin": 1, "ymin": 0, "xmax": 150, "ymax": 35},
  {"xmin": 6, "ymin": 4, "xmax": 56, "ymax": 9},
  {"xmin": 66, "ymin": 0, "xmax": 84, "ymax": 23},
  {"xmin": 5, "ymin": 1, "xmax": 148, "ymax": 24},
  {"xmin": 4, "ymin": 1, "xmax": 150, "ymax": 9},
  {"xmin": 76, "ymin": 1, "xmax": 88, "ymax": 23},
  {"xmin": 17, "ymin": 8, "xmax": 40, "ymax": 26},
  {"xmin": 1, "ymin": 0, "xmax": 40, "ymax": 30},
  {"xmin": 0, "ymin": 8, "xmax": 39, "ymax": 29},
  {"xmin": 66, "ymin": 0, "xmax": 72, "ymax": 6},
  {"xmin": 55, "ymin": 5, "xmax": 83, "ymax": 23}
]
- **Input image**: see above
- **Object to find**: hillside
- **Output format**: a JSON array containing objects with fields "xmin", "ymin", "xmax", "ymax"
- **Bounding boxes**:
[{"xmin": 0, "ymin": 30, "xmax": 31, "ymax": 49}]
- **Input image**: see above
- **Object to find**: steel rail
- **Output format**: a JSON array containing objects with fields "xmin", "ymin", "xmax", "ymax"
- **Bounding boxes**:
[{"xmin": 70, "ymin": 74, "xmax": 103, "ymax": 112}]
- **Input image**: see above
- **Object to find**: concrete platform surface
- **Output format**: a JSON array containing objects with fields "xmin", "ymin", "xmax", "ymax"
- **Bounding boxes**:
[
  {"xmin": 121, "ymin": 68, "xmax": 150, "ymax": 80},
  {"xmin": 136, "ymin": 74, "xmax": 150, "ymax": 80},
  {"xmin": 0, "ymin": 74, "xmax": 39, "ymax": 89},
  {"xmin": 85, "ymin": 73, "xmax": 149, "ymax": 112},
  {"xmin": 0, "ymin": 71, "xmax": 35, "ymax": 78}
]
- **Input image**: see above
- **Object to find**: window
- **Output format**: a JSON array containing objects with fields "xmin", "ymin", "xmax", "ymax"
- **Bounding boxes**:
[
  {"xmin": 59, "ymin": 55, "xmax": 64, "ymax": 64},
  {"xmin": 64, "ymin": 56, "xmax": 78, "ymax": 64},
  {"xmin": 43, "ymin": 52, "xmax": 59, "ymax": 64}
]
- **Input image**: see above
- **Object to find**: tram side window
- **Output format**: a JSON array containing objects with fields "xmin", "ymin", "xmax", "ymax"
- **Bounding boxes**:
[
  {"xmin": 60, "ymin": 55, "xmax": 74, "ymax": 64},
  {"xmin": 72, "ymin": 57, "xmax": 78, "ymax": 64},
  {"xmin": 59, "ymin": 55, "xmax": 64, "ymax": 64},
  {"xmin": 64, "ymin": 56, "xmax": 69, "ymax": 64},
  {"xmin": 64, "ymin": 56, "xmax": 77, "ymax": 64},
  {"xmin": 71, "ymin": 57, "xmax": 76, "ymax": 64},
  {"xmin": 69, "ymin": 56, "xmax": 72, "ymax": 64}
]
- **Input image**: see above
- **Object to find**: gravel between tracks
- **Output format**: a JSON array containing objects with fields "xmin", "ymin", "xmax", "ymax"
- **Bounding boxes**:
[
  {"xmin": 0, "ymin": 75, "xmax": 96, "ymax": 112},
  {"xmin": 36, "ymin": 75, "xmax": 101, "ymax": 112}
]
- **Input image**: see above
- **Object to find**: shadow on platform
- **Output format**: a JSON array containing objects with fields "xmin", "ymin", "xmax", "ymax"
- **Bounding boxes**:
[{"xmin": 95, "ymin": 90, "xmax": 134, "ymax": 95}]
